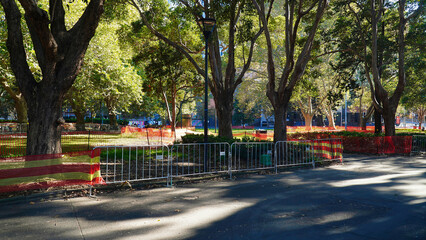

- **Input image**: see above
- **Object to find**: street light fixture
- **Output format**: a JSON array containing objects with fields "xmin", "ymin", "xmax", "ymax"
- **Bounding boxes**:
[{"xmin": 197, "ymin": 17, "xmax": 216, "ymax": 145}]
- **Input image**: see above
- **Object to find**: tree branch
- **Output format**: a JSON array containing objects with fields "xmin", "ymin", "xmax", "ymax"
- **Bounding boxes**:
[
  {"xmin": 130, "ymin": 0, "xmax": 204, "ymax": 76},
  {"xmin": 0, "ymin": 0, "xmax": 37, "ymax": 97}
]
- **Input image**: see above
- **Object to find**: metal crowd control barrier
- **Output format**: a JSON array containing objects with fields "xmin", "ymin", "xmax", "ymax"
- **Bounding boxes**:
[
  {"xmin": 230, "ymin": 142, "xmax": 275, "ymax": 178},
  {"xmin": 169, "ymin": 143, "xmax": 231, "ymax": 180},
  {"xmin": 412, "ymin": 135, "xmax": 426, "ymax": 154},
  {"xmin": 275, "ymin": 140, "xmax": 315, "ymax": 171},
  {"xmin": 94, "ymin": 145, "xmax": 170, "ymax": 184},
  {"xmin": 93, "ymin": 139, "xmax": 343, "ymax": 187}
]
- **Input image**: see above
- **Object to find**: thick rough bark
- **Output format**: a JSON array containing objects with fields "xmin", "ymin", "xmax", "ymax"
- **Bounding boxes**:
[
  {"xmin": 272, "ymin": 105, "xmax": 287, "ymax": 142},
  {"xmin": 26, "ymin": 91, "xmax": 64, "ymax": 155},
  {"xmin": 374, "ymin": 110, "xmax": 382, "ymax": 134},
  {"xmin": 382, "ymin": 106, "xmax": 396, "ymax": 136},
  {"xmin": 1, "ymin": 0, "xmax": 104, "ymax": 155},
  {"xmin": 214, "ymin": 91, "xmax": 234, "ymax": 139},
  {"xmin": 108, "ymin": 112, "xmax": 118, "ymax": 130},
  {"xmin": 74, "ymin": 109, "xmax": 86, "ymax": 131}
]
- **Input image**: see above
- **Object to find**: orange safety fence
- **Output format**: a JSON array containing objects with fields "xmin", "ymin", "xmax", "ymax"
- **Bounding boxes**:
[
  {"xmin": 339, "ymin": 136, "xmax": 412, "ymax": 154},
  {"xmin": 312, "ymin": 139, "xmax": 343, "ymax": 162},
  {"xmin": 121, "ymin": 126, "xmax": 174, "ymax": 144},
  {"xmin": 235, "ymin": 130, "xmax": 412, "ymax": 155},
  {"xmin": 0, "ymin": 150, "xmax": 105, "ymax": 193}
]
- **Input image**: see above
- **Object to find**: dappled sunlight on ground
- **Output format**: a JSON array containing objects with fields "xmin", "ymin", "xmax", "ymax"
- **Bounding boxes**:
[{"xmin": 0, "ymin": 154, "xmax": 425, "ymax": 240}]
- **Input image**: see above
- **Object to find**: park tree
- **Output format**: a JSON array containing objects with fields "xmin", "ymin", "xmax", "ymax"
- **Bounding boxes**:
[
  {"xmin": 251, "ymin": 0, "xmax": 329, "ymax": 141},
  {"xmin": 67, "ymin": 4, "xmax": 142, "ymax": 131},
  {"xmin": 0, "ymin": 0, "xmax": 105, "ymax": 155},
  {"xmin": 235, "ymin": 69, "xmax": 274, "ymax": 127},
  {"xmin": 292, "ymin": 76, "xmax": 320, "ymax": 129},
  {"xmin": 138, "ymin": 42, "xmax": 202, "ymax": 138},
  {"xmin": 128, "ymin": 0, "xmax": 264, "ymax": 139},
  {"xmin": 330, "ymin": 0, "xmax": 424, "ymax": 136}
]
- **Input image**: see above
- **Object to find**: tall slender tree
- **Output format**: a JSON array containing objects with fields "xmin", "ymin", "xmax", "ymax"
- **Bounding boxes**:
[
  {"xmin": 128, "ymin": 0, "xmax": 263, "ymax": 138},
  {"xmin": 252, "ymin": 0, "xmax": 329, "ymax": 141}
]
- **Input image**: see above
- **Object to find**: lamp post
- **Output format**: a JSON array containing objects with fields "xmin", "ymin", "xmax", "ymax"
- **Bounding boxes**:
[
  {"xmin": 198, "ymin": 17, "xmax": 215, "ymax": 173},
  {"xmin": 197, "ymin": 17, "xmax": 216, "ymax": 144}
]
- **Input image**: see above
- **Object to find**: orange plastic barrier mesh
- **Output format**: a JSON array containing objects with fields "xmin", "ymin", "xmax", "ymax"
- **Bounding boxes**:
[
  {"xmin": 313, "ymin": 140, "xmax": 343, "ymax": 162},
  {"xmin": 341, "ymin": 136, "xmax": 412, "ymax": 154},
  {"xmin": 0, "ymin": 150, "xmax": 105, "ymax": 193}
]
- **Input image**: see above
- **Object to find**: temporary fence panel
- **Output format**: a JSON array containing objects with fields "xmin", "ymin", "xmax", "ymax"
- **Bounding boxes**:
[
  {"xmin": 94, "ymin": 145, "xmax": 170, "ymax": 184},
  {"xmin": 121, "ymin": 126, "xmax": 174, "ymax": 145},
  {"xmin": 170, "ymin": 143, "xmax": 230, "ymax": 178},
  {"xmin": 230, "ymin": 142, "xmax": 275, "ymax": 173},
  {"xmin": 0, "ymin": 151, "xmax": 104, "ymax": 193},
  {"xmin": 312, "ymin": 139, "xmax": 343, "ymax": 162},
  {"xmin": 275, "ymin": 141, "xmax": 315, "ymax": 169},
  {"xmin": 412, "ymin": 135, "xmax": 426, "ymax": 154}
]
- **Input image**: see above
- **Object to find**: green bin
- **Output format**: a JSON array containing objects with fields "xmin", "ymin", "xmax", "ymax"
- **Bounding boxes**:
[{"xmin": 260, "ymin": 154, "xmax": 272, "ymax": 166}]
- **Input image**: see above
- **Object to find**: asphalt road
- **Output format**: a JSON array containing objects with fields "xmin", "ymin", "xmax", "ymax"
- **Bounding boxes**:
[{"xmin": 0, "ymin": 154, "xmax": 425, "ymax": 240}]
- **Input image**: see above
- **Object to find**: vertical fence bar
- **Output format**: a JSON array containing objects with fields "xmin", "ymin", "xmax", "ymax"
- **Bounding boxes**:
[{"xmin": 135, "ymin": 146, "xmax": 138, "ymax": 180}]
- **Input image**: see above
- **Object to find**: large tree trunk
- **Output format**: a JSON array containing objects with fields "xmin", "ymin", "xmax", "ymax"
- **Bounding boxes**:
[
  {"xmin": 273, "ymin": 104, "xmax": 287, "ymax": 142},
  {"xmin": 374, "ymin": 109, "xmax": 382, "ymax": 134},
  {"xmin": 26, "ymin": 91, "xmax": 64, "ymax": 155},
  {"xmin": 68, "ymin": 92, "xmax": 87, "ymax": 131},
  {"xmin": 105, "ymin": 98, "xmax": 118, "ymax": 130},
  {"xmin": 303, "ymin": 113, "xmax": 314, "ymax": 130},
  {"xmin": 325, "ymin": 107, "xmax": 335, "ymax": 129},
  {"xmin": 382, "ymin": 105, "xmax": 396, "ymax": 136},
  {"xmin": 108, "ymin": 112, "xmax": 117, "ymax": 130},
  {"xmin": 74, "ymin": 109, "xmax": 86, "ymax": 131},
  {"xmin": 214, "ymin": 91, "xmax": 234, "ymax": 139},
  {"xmin": 298, "ymin": 98, "xmax": 315, "ymax": 130}
]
